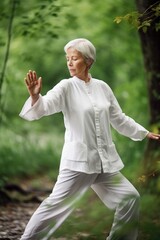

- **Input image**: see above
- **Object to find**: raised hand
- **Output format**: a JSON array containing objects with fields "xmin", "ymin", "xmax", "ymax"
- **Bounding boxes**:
[{"xmin": 25, "ymin": 70, "xmax": 42, "ymax": 105}]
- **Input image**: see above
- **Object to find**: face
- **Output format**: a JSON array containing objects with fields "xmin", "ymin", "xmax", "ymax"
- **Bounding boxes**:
[{"xmin": 66, "ymin": 47, "xmax": 89, "ymax": 80}]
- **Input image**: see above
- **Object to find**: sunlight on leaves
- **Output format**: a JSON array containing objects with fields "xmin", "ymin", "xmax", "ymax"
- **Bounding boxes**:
[
  {"xmin": 114, "ymin": 2, "xmax": 160, "ymax": 33},
  {"xmin": 138, "ymin": 175, "xmax": 147, "ymax": 183}
]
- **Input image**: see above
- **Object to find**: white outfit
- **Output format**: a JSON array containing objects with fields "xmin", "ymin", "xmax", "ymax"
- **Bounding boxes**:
[{"xmin": 19, "ymin": 76, "xmax": 148, "ymax": 240}]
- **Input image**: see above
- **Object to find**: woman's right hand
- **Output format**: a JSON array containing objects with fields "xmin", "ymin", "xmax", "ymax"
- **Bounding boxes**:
[{"xmin": 25, "ymin": 70, "xmax": 42, "ymax": 105}]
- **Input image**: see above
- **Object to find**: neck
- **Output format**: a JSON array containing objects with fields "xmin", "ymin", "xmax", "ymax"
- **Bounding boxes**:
[
  {"xmin": 77, "ymin": 73, "xmax": 91, "ymax": 83},
  {"xmin": 84, "ymin": 76, "xmax": 90, "ymax": 83}
]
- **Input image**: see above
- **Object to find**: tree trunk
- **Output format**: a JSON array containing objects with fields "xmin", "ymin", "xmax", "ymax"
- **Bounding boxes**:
[
  {"xmin": 0, "ymin": 0, "xmax": 17, "ymax": 124},
  {"xmin": 135, "ymin": 0, "xmax": 160, "ymax": 189}
]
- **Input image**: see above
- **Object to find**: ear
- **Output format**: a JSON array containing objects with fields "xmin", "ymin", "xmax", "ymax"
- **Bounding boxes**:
[{"xmin": 86, "ymin": 59, "xmax": 94, "ymax": 69}]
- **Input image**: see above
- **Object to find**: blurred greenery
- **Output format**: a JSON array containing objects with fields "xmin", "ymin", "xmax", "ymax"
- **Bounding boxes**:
[
  {"xmin": 0, "ymin": 0, "xmax": 148, "ymax": 180},
  {"xmin": 0, "ymin": 0, "xmax": 159, "ymax": 239}
]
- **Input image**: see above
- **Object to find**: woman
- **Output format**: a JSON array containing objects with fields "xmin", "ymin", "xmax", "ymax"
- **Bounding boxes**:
[{"xmin": 19, "ymin": 38, "xmax": 160, "ymax": 240}]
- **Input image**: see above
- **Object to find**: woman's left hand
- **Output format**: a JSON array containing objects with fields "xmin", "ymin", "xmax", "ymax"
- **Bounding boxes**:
[{"xmin": 147, "ymin": 132, "xmax": 160, "ymax": 140}]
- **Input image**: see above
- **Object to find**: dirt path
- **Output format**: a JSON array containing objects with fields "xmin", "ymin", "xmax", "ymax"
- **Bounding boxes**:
[
  {"xmin": 0, "ymin": 202, "xmax": 96, "ymax": 240},
  {"xmin": 0, "ymin": 175, "xmax": 53, "ymax": 240},
  {"xmin": 0, "ymin": 176, "xmax": 95, "ymax": 240},
  {"xmin": 0, "ymin": 202, "xmax": 38, "ymax": 239}
]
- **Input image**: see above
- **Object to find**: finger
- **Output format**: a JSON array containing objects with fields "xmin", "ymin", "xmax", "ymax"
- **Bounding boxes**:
[
  {"xmin": 156, "ymin": 135, "xmax": 160, "ymax": 140},
  {"xmin": 33, "ymin": 71, "xmax": 37, "ymax": 81},
  {"xmin": 28, "ymin": 70, "xmax": 34, "ymax": 81},
  {"xmin": 38, "ymin": 76, "xmax": 42, "ymax": 84},
  {"xmin": 147, "ymin": 132, "xmax": 160, "ymax": 140},
  {"xmin": 153, "ymin": 136, "xmax": 159, "ymax": 140},
  {"xmin": 151, "ymin": 134, "xmax": 160, "ymax": 140},
  {"xmin": 37, "ymin": 77, "xmax": 42, "ymax": 90},
  {"xmin": 153, "ymin": 133, "xmax": 160, "ymax": 138},
  {"xmin": 26, "ymin": 74, "xmax": 35, "ymax": 87},
  {"xmin": 27, "ymin": 72, "xmax": 32, "ymax": 82},
  {"xmin": 25, "ymin": 77, "xmax": 30, "ymax": 86}
]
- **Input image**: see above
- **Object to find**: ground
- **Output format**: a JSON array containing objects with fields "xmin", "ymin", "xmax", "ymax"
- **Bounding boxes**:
[
  {"xmin": 0, "ymin": 202, "xmax": 99, "ymax": 240},
  {"xmin": 0, "ymin": 175, "xmax": 101, "ymax": 240},
  {"xmin": 0, "ymin": 175, "xmax": 50, "ymax": 240},
  {"xmin": 0, "ymin": 202, "xmax": 38, "ymax": 239},
  {"xmin": 1, "ymin": 175, "xmax": 159, "ymax": 240}
]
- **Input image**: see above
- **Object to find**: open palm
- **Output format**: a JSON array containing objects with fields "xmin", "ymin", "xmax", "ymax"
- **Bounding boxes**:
[{"xmin": 25, "ymin": 70, "xmax": 42, "ymax": 97}]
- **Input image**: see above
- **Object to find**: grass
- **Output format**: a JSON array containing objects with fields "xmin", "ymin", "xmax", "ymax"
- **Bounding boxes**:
[
  {"xmin": 138, "ymin": 193, "xmax": 160, "ymax": 240},
  {"xmin": 0, "ymin": 124, "xmax": 63, "ymax": 186}
]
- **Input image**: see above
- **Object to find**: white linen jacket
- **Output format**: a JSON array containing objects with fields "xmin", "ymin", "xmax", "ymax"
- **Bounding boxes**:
[{"xmin": 19, "ymin": 76, "xmax": 149, "ymax": 174}]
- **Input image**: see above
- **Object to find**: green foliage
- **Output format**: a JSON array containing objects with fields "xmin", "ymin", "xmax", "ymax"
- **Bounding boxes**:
[
  {"xmin": 114, "ymin": 1, "xmax": 160, "ymax": 33},
  {"xmin": 0, "ymin": 120, "xmax": 63, "ymax": 187},
  {"xmin": 16, "ymin": 0, "xmax": 61, "ymax": 38},
  {"xmin": 0, "ymin": 1, "xmax": 159, "ymax": 238},
  {"xmin": 114, "ymin": 11, "xmax": 141, "ymax": 28},
  {"xmin": 0, "ymin": 0, "xmax": 148, "ymax": 183}
]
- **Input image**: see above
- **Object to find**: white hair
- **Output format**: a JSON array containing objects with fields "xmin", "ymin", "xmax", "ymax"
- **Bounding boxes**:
[{"xmin": 64, "ymin": 38, "xmax": 96, "ymax": 63}]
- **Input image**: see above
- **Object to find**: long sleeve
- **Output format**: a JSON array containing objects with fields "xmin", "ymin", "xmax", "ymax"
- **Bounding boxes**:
[
  {"xmin": 109, "ymin": 88, "xmax": 149, "ymax": 141},
  {"xmin": 19, "ymin": 80, "xmax": 68, "ymax": 121},
  {"xmin": 19, "ymin": 95, "xmax": 45, "ymax": 121}
]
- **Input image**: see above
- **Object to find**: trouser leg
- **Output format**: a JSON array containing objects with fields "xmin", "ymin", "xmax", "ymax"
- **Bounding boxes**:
[
  {"xmin": 91, "ymin": 172, "xmax": 140, "ymax": 240},
  {"xmin": 20, "ymin": 170, "xmax": 97, "ymax": 240}
]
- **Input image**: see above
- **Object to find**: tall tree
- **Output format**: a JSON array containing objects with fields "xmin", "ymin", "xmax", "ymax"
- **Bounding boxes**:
[{"xmin": 135, "ymin": 0, "xmax": 160, "ymax": 187}]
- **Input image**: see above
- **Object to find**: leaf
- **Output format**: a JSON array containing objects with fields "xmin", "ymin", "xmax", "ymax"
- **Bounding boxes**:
[
  {"xmin": 138, "ymin": 175, "xmax": 147, "ymax": 183},
  {"xmin": 114, "ymin": 3, "xmax": 160, "ymax": 32},
  {"xmin": 152, "ymin": 3, "xmax": 160, "ymax": 17},
  {"xmin": 114, "ymin": 16, "xmax": 123, "ymax": 24}
]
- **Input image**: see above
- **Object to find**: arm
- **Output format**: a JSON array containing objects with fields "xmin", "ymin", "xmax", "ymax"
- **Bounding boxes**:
[
  {"xmin": 109, "ymin": 95, "xmax": 148, "ymax": 140},
  {"xmin": 20, "ymin": 72, "xmax": 67, "ymax": 121},
  {"xmin": 109, "ymin": 89, "xmax": 160, "ymax": 141}
]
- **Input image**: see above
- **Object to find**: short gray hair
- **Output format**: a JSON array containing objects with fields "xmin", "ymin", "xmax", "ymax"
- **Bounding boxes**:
[{"xmin": 64, "ymin": 38, "xmax": 96, "ymax": 63}]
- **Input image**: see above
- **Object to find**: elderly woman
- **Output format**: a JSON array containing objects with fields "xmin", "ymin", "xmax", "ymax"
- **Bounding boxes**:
[{"xmin": 19, "ymin": 38, "xmax": 160, "ymax": 240}]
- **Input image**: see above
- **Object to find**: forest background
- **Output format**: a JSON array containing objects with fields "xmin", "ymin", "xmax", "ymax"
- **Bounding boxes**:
[{"xmin": 0, "ymin": 0, "xmax": 160, "ymax": 239}]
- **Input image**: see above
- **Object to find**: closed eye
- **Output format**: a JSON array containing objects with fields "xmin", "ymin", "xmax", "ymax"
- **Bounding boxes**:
[{"xmin": 66, "ymin": 56, "xmax": 79, "ymax": 61}]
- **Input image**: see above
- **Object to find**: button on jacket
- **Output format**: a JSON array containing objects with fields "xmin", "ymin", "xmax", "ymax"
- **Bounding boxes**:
[{"xmin": 19, "ymin": 76, "xmax": 148, "ymax": 174}]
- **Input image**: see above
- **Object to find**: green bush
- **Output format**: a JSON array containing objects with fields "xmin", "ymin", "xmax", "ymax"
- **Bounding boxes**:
[{"xmin": 0, "ymin": 123, "xmax": 63, "ymax": 187}]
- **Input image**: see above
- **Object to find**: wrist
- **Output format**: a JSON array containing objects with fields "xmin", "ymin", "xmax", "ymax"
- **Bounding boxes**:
[{"xmin": 31, "ymin": 94, "xmax": 39, "ymax": 105}]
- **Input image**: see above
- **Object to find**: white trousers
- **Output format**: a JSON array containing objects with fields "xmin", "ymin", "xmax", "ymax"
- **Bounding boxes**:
[{"xmin": 20, "ymin": 170, "xmax": 140, "ymax": 240}]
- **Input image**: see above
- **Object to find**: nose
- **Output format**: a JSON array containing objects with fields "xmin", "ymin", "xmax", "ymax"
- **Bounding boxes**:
[{"xmin": 68, "ymin": 59, "xmax": 73, "ymax": 66}]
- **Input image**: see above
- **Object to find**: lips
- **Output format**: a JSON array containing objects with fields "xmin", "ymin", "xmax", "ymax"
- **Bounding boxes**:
[
  {"xmin": 68, "ymin": 69, "xmax": 75, "ymax": 76},
  {"xmin": 69, "ymin": 69, "xmax": 76, "ymax": 75}
]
